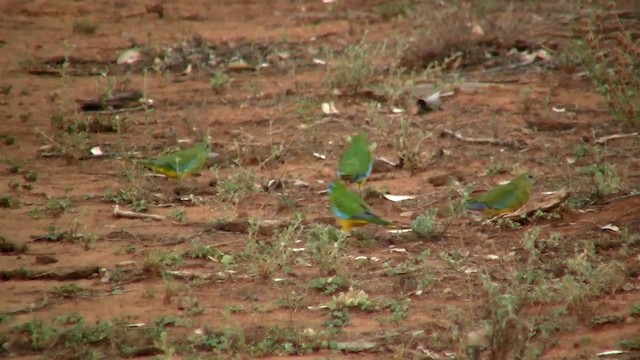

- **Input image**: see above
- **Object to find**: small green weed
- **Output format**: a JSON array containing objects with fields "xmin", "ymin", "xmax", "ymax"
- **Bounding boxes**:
[
  {"xmin": 325, "ymin": 41, "xmax": 383, "ymax": 93},
  {"xmin": 0, "ymin": 133, "xmax": 16, "ymax": 145},
  {"xmin": 216, "ymin": 168, "xmax": 260, "ymax": 204},
  {"xmin": 394, "ymin": 117, "xmax": 432, "ymax": 171},
  {"xmin": 620, "ymin": 337, "xmax": 640, "ymax": 350},
  {"xmin": 387, "ymin": 298, "xmax": 411, "ymax": 323},
  {"xmin": 167, "ymin": 208, "xmax": 187, "ymax": 222},
  {"xmin": 308, "ymin": 276, "xmax": 350, "ymax": 295},
  {"xmin": 50, "ymin": 284, "xmax": 96, "ymax": 299},
  {"xmin": 0, "ymin": 195, "xmax": 20, "ymax": 208},
  {"xmin": 184, "ymin": 240, "xmax": 222, "ymax": 260},
  {"xmin": 305, "ymin": 224, "xmax": 348, "ymax": 275},
  {"xmin": 411, "ymin": 209, "xmax": 441, "ymax": 239},
  {"xmin": 143, "ymin": 251, "xmax": 184, "ymax": 275},
  {"xmin": 210, "ymin": 70, "xmax": 230, "ymax": 93},
  {"xmin": 45, "ymin": 193, "xmax": 72, "ymax": 217},
  {"xmin": 103, "ymin": 188, "xmax": 151, "ymax": 213},
  {"xmin": 378, "ymin": 0, "xmax": 412, "ymax": 20},
  {"xmin": 24, "ymin": 170, "xmax": 38, "ymax": 182},
  {"xmin": 579, "ymin": 162, "xmax": 622, "ymax": 198},
  {"xmin": 242, "ymin": 218, "xmax": 304, "ymax": 279},
  {"xmin": 72, "ymin": 18, "xmax": 99, "ymax": 35}
]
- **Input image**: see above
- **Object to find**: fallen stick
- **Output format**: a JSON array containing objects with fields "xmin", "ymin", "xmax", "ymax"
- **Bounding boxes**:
[
  {"xmin": 206, "ymin": 216, "xmax": 335, "ymax": 235},
  {"xmin": 594, "ymin": 132, "xmax": 639, "ymax": 145},
  {"xmin": 603, "ymin": 193, "xmax": 640, "ymax": 204},
  {"xmin": 441, "ymin": 129, "xmax": 525, "ymax": 149},
  {"xmin": 165, "ymin": 270, "xmax": 214, "ymax": 281},
  {"xmin": 6, "ymin": 296, "xmax": 50, "ymax": 315},
  {"xmin": 298, "ymin": 116, "xmax": 335, "ymax": 130},
  {"xmin": 89, "ymin": 105, "xmax": 151, "ymax": 115},
  {"xmin": 483, "ymin": 61, "xmax": 536, "ymax": 74},
  {"xmin": 612, "ymin": 206, "xmax": 640, "ymax": 222},
  {"xmin": 488, "ymin": 189, "xmax": 569, "ymax": 224},
  {"xmin": 0, "ymin": 266, "xmax": 100, "ymax": 281},
  {"xmin": 113, "ymin": 205, "xmax": 164, "ymax": 221}
]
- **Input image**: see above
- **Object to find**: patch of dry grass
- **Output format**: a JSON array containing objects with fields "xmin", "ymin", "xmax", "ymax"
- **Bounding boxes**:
[
  {"xmin": 582, "ymin": 3, "xmax": 640, "ymax": 131},
  {"xmin": 400, "ymin": 2, "xmax": 538, "ymax": 70}
]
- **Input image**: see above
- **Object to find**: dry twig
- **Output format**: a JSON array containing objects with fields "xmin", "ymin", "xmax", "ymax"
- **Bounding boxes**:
[
  {"xmin": 441, "ymin": 129, "xmax": 526, "ymax": 149},
  {"xmin": 113, "ymin": 205, "xmax": 165, "ymax": 221},
  {"xmin": 594, "ymin": 132, "xmax": 638, "ymax": 145},
  {"xmin": 490, "ymin": 189, "xmax": 570, "ymax": 223},
  {"xmin": 6, "ymin": 297, "xmax": 50, "ymax": 315}
]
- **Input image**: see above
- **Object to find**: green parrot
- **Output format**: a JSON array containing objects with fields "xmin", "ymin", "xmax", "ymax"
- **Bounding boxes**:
[
  {"xmin": 467, "ymin": 173, "xmax": 536, "ymax": 215},
  {"xmin": 337, "ymin": 132, "xmax": 372, "ymax": 191},
  {"xmin": 138, "ymin": 141, "xmax": 210, "ymax": 179},
  {"xmin": 328, "ymin": 181, "xmax": 393, "ymax": 232}
]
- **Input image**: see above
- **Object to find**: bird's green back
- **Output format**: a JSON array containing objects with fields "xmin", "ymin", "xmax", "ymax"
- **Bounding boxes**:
[
  {"xmin": 328, "ymin": 181, "xmax": 392, "ymax": 226},
  {"xmin": 472, "ymin": 173, "xmax": 535, "ymax": 210},
  {"xmin": 142, "ymin": 141, "xmax": 210, "ymax": 179},
  {"xmin": 338, "ymin": 133, "xmax": 371, "ymax": 177},
  {"xmin": 329, "ymin": 181, "xmax": 372, "ymax": 216},
  {"xmin": 158, "ymin": 141, "xmax": 208, "ymax": 162}
]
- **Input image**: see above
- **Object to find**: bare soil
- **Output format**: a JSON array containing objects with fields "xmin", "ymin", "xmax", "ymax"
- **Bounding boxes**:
[{"xmin": 1, "ymin": 1, "xmax": 639, "ymax": 359}]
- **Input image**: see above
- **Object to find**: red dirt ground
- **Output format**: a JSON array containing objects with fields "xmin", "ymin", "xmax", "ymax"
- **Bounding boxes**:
[{"xmin": 1, "ymin": 1, "xmax": 639, "ymax": 359}]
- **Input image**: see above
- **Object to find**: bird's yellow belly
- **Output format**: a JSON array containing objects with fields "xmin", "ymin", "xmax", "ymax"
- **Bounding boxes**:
[{"xmin": 337, "ymin": 219, "xmax": 370, "ymax": 232}]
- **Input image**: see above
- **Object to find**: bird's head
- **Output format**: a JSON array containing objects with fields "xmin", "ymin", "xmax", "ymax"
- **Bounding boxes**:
[
  {"xmin": 520, "ymin": 172, "xmax": 536, "ymax": 186},
  {"xmin": 352, "ymin": 132, "xmax": 368, "ymax": 144}
]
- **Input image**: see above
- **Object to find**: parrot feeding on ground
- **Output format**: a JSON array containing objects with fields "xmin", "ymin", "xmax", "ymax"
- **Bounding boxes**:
[
  {"xmin": 466, "ymin": 173, "xmax": 536, "ymax": 215},
  {"xmin": 337, "ymin": 132, "xmax": 373, "ymax": 191},
  {"xmin": 328, "ymin": 181, "xmax": 393, "ymax": 233},
  {"xmin": 138, "ymin": 141, "xmax": 210, "ymax": 179}
]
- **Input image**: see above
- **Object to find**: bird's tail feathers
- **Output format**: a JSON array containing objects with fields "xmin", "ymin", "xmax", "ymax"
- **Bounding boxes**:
[{"xmin": 372, "ymin": 217, "xmax": 394, "ymax": 226}]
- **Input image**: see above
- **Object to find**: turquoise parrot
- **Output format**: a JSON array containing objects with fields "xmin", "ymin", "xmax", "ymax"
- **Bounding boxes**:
[
  {"xmin": 138, "ymin": 141, "xmax": 210, "ymax": 179},
  {"xmin": 337, "ymin": 132, "xmax": 372, "ymax": 191},
  {"xmin": 467, "ymin": 173, "xmax": 536, "ymax": 215},
  {"xmin": 327, "ymin": 181, "xmax": 393, "ymax": 232}
]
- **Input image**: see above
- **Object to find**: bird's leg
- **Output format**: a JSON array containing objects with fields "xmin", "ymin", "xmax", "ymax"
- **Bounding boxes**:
[
  {"xmin": 180, "ymin": 177, "xmax": 200, "ymax": 195},
  {"xmin": 357, "ymin": 179, "xmax": 367, "ymax": 194}
]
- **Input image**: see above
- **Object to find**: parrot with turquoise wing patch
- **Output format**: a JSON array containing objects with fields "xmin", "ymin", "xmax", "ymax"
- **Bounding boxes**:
[
  {"xmin": 328, "ymin": 181, "xmax": 393, "ymax": 233},
  {"xmin": 467, "ymin": 173, "xmax": 536, "ymax": 215}
]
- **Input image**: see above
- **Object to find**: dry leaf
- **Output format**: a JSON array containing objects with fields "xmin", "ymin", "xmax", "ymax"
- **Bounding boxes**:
[
  {"xmin": 388, "ymin": 229, "xmax": 412, "ymax": 234},
  {"xmin": 321, "ymin": 102, "xmax": 339, "ymax": 115},
  {"xmin": 313, "ymin": 58, "xmax": 327, "ymax": 65},
  {"xmin": 126, "ymin": 323, "xmax": 146, "ymax": 328},
  {"xmin": 90, "ymin": 146, "xmax": 103, "ymax": 156},
  {"xmin": 117, "ymin": 48, "xmax": 142, "ymax": 65},
  {"xmin": 601, "ymin": 224, "xmax": 620, "ymax": 232},
  {"xmin": 227, "ymin": 59, "xmax": 254, "ymax": 71},
  {"xmin": 596, "ymin": 350, "xmax": 625, "ymax": 357},
  {"xmin": 382, "ymin": 194, "xmax": 416, "ymax": 202}
]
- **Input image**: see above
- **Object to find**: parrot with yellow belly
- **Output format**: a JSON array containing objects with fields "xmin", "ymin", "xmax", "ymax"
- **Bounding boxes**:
[{"xmin": 327, "ymin": 181, "xmax": 393, "ymax": 233}]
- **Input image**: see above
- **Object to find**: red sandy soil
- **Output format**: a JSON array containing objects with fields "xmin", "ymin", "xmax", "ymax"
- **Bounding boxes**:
[{"xmin": 0, "ymin": 1, "xmax": 639, "ymax": 359}]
